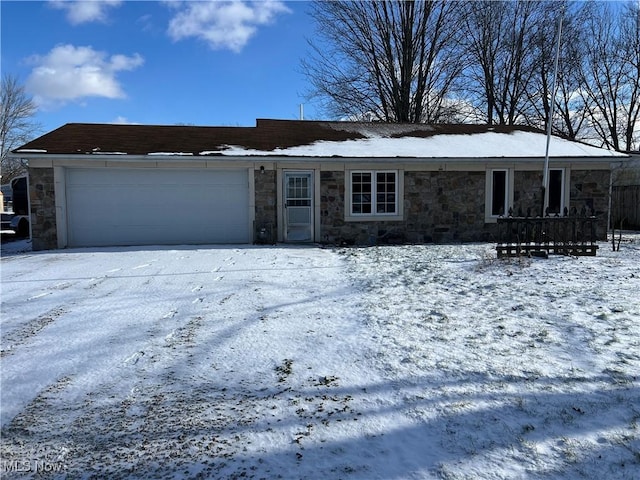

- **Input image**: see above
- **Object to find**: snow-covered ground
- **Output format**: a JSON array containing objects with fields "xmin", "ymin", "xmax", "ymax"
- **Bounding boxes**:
[{"xmin": 1, "ymin": 236, "xmax": 639, "ymax": 479}]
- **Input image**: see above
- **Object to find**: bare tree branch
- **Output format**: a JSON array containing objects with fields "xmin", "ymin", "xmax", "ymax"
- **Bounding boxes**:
[
  {"xmin": 1, "ymin": 74, "xmax": 40, "ymax": 181},
  {"xmin": 302, "ymin": 0, "xmax": 463, "ymax": 123},
  {"xmin": 578, "ymin": 2, "xmax": 640, "ymax": 152}
]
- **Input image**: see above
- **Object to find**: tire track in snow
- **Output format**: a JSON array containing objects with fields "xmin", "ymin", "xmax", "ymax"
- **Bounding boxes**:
[
  {"xmin": 0, "ymin": 307, "xmax": 66, "ymax": 357},
  {"xmin": 2, "ymin": 375, "xmax": 74, "ymax": 430}
]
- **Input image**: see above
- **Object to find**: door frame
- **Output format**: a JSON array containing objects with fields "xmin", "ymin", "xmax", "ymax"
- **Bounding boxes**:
[{"xmin": 277, "ymin": 168, "xmax": 320, "ymax": 243}]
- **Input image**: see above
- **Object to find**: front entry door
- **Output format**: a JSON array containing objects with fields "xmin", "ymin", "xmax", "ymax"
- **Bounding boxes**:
[{"xmin": 284, "ymin": 171, "xmax": 314, "ymax": 242}]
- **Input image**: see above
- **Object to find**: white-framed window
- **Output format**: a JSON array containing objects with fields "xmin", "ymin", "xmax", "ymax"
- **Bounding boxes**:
[
  {"xmin": 346, "ymin": 170, "xmax": 403, "ymax": 221},
  {"xmin": 491, "ymin": 169, "xmax": 509, "ymax": 216},
  {"xmin": 485, "ymin": 168, "xmax": 513, "ymax": 221},
  {"xmin": 546, "ymin": 168, "xmax": 566, "ymax": 215}
]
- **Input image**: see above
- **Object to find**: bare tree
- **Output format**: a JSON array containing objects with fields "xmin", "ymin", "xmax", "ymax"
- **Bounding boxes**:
[
  {"xmin": 1, "ymin": 74, "xmax": 39, "ymax": 182},
  {"xmin": 551, "ymin": 7, "xmax": 590, "ymax": 142},
  {"xmin": 302, "ymin": 0, "xmax": 638, "ymax": 151},
  {"xmin": 460, "ymin": 0, "xmax": 540, "ymax": 126},
  {"xmin": 618, "ymin": 1, "xmax": 640, "ymax": 151},
  {"xmin": 578, "ymin": 2, "xmax": 640, "ymax": 152},
  {"xmin": 302, "ymin": 0, "xmax": 463, "ymax": 123},
  {"xmin": 524, "ymin": 1, "xmax": 588, "ymax": 140}
]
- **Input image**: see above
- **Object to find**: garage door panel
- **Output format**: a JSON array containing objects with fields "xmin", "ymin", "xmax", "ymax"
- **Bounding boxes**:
[
  {"xmin": 66, "ymin": 168, "xmax": 250, "ymax": 247},
  {"xmin": 67, "ymin": 168, "xmax": 246, "ymax": 186}
]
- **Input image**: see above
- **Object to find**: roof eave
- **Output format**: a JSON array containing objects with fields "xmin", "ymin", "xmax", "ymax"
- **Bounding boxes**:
[{"xmin": 16, "ymin": 152, "xmax": 624, "ymax": 165}]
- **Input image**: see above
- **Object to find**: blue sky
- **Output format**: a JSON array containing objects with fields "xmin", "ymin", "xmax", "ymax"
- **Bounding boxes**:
[{"xmin": 1, "ymin": 1, "xmax": 318, "ymax": 136}]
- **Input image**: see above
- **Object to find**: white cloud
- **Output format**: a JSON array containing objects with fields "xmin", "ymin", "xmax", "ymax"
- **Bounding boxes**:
[
  {"xmin": 111, "ymin": 116, "xmax": 138, "ymax": 124},
  {"xmin": 26, "ymin": 45, "xmax": 144, "ymax": 108},
  {"xmin": 49, "ymin": 0, "xmax": 123, "ymax": 25},
  {"xmin": 167, "ymin": 0, "xmax": 290, "ymax": 53}
]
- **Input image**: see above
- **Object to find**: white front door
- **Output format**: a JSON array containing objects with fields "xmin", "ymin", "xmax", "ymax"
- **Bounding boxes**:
[{"xmin": 284, "ymin": 171, "xmax": 314, "ymax": 242}]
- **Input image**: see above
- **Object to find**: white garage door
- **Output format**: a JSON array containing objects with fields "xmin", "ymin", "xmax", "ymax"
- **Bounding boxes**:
[{"xmin": 66, "ymin": 168, "xmax": 250, "ymax": 247}]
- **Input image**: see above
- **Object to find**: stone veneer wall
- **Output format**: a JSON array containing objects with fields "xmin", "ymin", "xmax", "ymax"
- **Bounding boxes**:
[
  {"xmin": 29, "ymin": 167, "xmax": 57, "ymax": 251},
  {"xmin": 570, "ymin": 170, "xmax": 610, "ymax": 239},
  {"xmin": 26, "ymin": 166, "xmax": 610, "ymax": 250},
  {"xmin": 513, "ymin": 169, "xmax": 610, "ymax": 239},
  {"xmin": 320, "ymin": 170, "xmax": 495, "ymax": 245},
  {"xmin": 513, "ymin": 171, "xmax": 543, "ymax": 217},
  {"xmin": 319, "ymin": 169, "xmax": 611, "ymax": 245},
  {"xmin": 254, "ymin": 169, "xmax": 277, "ymax": 243}
]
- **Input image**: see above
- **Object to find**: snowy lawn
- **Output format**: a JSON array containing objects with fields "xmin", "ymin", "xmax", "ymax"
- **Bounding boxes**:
[{"xmin": 1, "ymin": 237, "xmax": 639, "ymax": 479}]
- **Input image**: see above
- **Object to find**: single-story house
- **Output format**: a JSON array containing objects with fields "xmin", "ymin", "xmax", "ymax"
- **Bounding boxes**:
[{"xmin": 12, "ymin": 119, "xmax": 628, "ymax": 251}]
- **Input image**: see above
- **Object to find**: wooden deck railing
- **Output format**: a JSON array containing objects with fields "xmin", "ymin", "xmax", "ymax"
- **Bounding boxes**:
[{"xmin": 496, "ymin": 214, "xmax": 599, "ymax": 258}]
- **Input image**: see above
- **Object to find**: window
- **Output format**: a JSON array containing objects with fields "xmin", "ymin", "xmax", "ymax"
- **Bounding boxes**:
[
  {"xmin": 375, "ymin": 172, "xmax": 397, "ymax": 214},
  {"xmin": 491, "ymin": 170, "xmax": 507, "ymax": 216},
  {"xmin": 351, "ymin": 172, "xmax": 372, "ymax": 214},
  {"xmin": 490, "ymin": 169, "xmax": 509, "ymax": 216},
  {"xmin": 547, "ymin": 168, "xmax": 565, "ymax": 215},
  {"xmin": 348, "ymin": 170, "xmax": 400, "ymax": 218},
  {"xmin": 485, "ymin": 168, "xmax": 514, "ymax": 222}
]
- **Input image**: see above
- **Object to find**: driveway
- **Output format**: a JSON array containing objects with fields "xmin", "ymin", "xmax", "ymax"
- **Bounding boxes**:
[{"xmin": 1, "ymin": 245, "xmax": 380, "ymax": 479}]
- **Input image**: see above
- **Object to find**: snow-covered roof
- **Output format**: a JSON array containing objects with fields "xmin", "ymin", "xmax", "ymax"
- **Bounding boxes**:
[
  {"xmin": 12, "ymin": 119, "xmax": 626, "ymax": 159},
  {"xmin": 212, "ymin": 131, "xmax": 624, "ymax": 158}
]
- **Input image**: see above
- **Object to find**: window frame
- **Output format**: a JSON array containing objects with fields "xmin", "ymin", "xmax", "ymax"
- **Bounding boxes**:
[
  {"xmin": 345, "ymin": 169, "xmax": 404, "ymax": 222},
  {"xmin": 546, "ymin": 167, "xmax": 567, "ymax": 216},
  {"xmin": 485, "ymin": 168, "xmax": 514, "ymax": 222}
]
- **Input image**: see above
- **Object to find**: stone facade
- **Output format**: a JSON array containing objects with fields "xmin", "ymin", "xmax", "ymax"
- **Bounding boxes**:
[
  {"xmin": 569, "ymin": 169, "xmax": 610, "ymax": 237},
  {"xmin": 404, "ymin": 171, "xmax": 489, "ymax": 243},
  {"xmin": 512, "ymin": 169, "xmax": 610, "ymax": 224},
  {"xmin": 254, "ymin": 169, "xmax": 277, "ymax": 243},
  {"xmin": 513, "ymin": 171, "xmax": 543, "ymax": 217},
  {"xmin": 510, "ymin": 169, "xmax": 610, "ymax": 238},
  {"xmin": 28, "ymin": 167, "xmax": 57, "ymax": 251},
  {"xmin": 320, "ymin": 170, "xmax": 495, "ymax": 245},
  {"xmin": 318, "ymin": 169, "xmax": 611, "ymax": 245},
  {"xmin": 26, "ymin": 165, "xmax": 611, "ymax": 250},
  {"xmin": 570, "ymin": 170, "xmax": 609, "ymax": 214}
]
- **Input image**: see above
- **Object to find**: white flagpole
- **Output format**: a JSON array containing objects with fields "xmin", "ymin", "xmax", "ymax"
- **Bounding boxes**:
[{"xmin": 541, "ymin": 11, "xmax": 564, "ymax": 217}]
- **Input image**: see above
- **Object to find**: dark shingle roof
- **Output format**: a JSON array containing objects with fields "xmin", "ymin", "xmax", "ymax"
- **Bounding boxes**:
[{"xmin": 13, "ymin": 119, "xmax": 541, "ymax": 156}]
